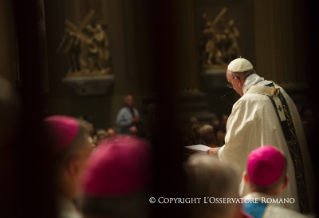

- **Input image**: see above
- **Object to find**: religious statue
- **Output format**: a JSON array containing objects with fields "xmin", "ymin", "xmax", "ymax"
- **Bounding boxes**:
[
  {"xmin": 200, "ymin": 8, "xmax": 241, "ymax": 69},
  {"xmin": 58, "ymin": 10, "xmax": 111, "ymax": 77}
]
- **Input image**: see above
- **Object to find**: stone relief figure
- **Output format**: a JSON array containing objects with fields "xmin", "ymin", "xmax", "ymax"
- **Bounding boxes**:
[
  {"xmin": 201, "ymin": 8, "xmax": 240, "ymax": 69},
  {"xmin": 95, "ymin": 24, "xmax": 110, "ymax": 69},
  {"xmin": 226, "ymin": 19, "xmax": 240, "ymax": 62},
  {"xmin": 58, "ymin": 10, "xmax": 111, "ymax": 77},
  {"xmin": 59, "ymin": 28, "xmax": 82, "ymax": 73}
]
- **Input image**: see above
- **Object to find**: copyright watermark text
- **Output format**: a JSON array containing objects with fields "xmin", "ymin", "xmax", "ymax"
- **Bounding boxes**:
[{"xmin": 148, "ymin": 197, "xmax": 295, "ymax": 204}]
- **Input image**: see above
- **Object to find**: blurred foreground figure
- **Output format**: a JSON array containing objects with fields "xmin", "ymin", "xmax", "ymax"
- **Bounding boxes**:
[
  {"xmin": 185, "ymin": 154, "xmax": 252, "ymax": 218},
  {"xmin": 0, "ymin": 77, "xmax": 20, "ymax": 217},
  {"xmin": 81, "ymin": 136, "xmax": 151, "ymax": 218},
  {"xmin": 45, "ymin": 116, "xmax": 92, "ymax": 218},
  {"xmin": 207, "ymin": 58, "xmax": 314, "ymax": 213},
  {"xmin": 243, "ymin": 146, "xmax": 309, "ymax": 218},
  {"xmin": 0, "ymin": 77, "xmax": 20, "ymax": 146}
]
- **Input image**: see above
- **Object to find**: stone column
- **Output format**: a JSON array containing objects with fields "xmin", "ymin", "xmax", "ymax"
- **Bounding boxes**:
[
  {"xmin": 172, "ymin": 0, "xmax": 217, "ymax": 122},
  {"xmin": 175, "ymin": 0, "xmax": 199, "ymax": 92},
  {"xmin": 0, "ymin": 0, "xmax": 15, "ymax": 85},
  {"xmin": 253, "ymin": 0, "xmax": 306, "ymax": 86}
]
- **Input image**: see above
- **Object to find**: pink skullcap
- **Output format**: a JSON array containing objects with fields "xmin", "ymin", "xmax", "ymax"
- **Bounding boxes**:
[
  {"xmin": 247, "ymin": 146, "xmax": 285, "ymax": 186},
  {"xmin": 44, "ymin": 115, "xmax": 79, "ymax": 153},
  {"xmin": 81, "ymin": 135, "xmax": 151, "ymax": 197}
]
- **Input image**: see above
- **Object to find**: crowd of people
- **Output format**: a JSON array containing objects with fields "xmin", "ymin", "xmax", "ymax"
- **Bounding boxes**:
[
  {"xmin": 81, "ymin": 93, "xmax": 230, "ymax": 151},
  {"xmin": 44, "ymin": 114, "xmax": 314, "ymax": 218},
  {"xmin": 2, "ymin": 57, "xmax": 315, "ymax": 218},
  {"xmin": 181, "ymin": 114, "xmax": 228, "ymax": 147},
  {"xmin": 54, "ymin": 57, "xmax": 314, "ymax": 218}
]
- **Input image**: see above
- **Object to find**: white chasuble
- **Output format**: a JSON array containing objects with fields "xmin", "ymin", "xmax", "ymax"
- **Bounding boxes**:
[{"xmin": 218, "ymin": 74, "xmax": 314, "ymax": 213}]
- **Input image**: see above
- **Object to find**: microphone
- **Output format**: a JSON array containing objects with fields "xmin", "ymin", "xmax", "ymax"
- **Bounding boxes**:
[{"xmin": 220, "ymin": 90, "xmax": 235, "ymax": 106}]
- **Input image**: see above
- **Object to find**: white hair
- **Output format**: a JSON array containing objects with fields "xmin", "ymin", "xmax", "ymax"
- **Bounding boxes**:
[
  {"xmin": 200, "ymin": 124, "xmax": 213, "ymax": 136},
  {"xmin": 97, "ymin": 129, "xmax": 107, "ymax": 136},
  {"xmin": 185, "ymin": 154, "xmax": 239, "ymax": 218}
]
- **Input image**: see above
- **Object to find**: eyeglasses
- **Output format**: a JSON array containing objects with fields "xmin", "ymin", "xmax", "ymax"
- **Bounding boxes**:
[{"xmin": 227, "ymin": 77, "xmax": 236, "ymax": 88}]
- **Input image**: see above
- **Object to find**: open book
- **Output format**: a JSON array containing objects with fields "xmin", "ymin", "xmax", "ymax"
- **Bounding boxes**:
[{"xmin": 184, "ymin": 144, "xmax": 211, "ymax": 153}]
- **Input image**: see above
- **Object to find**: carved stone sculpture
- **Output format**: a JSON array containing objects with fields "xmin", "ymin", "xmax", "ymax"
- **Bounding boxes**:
[
  {"xmin": 58, "ymin": 10, "xmax": 111, "ymax": 77},
  {"xmin": 200, "ymin": 8, "xmax": 240, "ymax": 69}
]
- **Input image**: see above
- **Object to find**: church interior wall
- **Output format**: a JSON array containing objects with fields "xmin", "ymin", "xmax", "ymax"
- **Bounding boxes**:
[
  {"xmin": 43, "ymin": 0, "xmax": 145, "ymax": 130},
  {"xmin": 194, "ymin": 0, "xmax": 254, "ymax": 117},
  {"xmin": 0, "ymin": 0, "xmax": 314, "ymax": 128},
  {"xmin": 195, "ymin": 0, "xmax": 308, "ymax": 116},
  {"xmin": 1, "ymin": 1, "xmax": 318, "ymax": 217},
  {"xmin": 0, "ymin": 0, "xmax": 15, "ymax": 85}
]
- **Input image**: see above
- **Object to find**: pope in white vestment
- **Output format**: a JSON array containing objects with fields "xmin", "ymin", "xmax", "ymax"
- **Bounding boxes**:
[{"xmin": 208, "ymin": 58, "xmax": 314, "ymax": 213}]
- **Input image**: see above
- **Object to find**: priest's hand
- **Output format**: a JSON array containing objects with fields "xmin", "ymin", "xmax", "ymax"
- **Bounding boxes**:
[{"xmin": 207, "ymin": 147, "xmax": 219, "ymax": 156}]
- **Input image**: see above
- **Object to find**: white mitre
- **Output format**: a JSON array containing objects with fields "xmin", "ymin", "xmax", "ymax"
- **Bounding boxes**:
[{"xmin": 228, "ymin": 57, "xmax": 253, "ymax": 72}]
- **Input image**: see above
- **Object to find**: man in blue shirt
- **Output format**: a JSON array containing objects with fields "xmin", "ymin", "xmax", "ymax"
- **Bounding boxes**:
[{"xmin": 116, "ymin": 95, "xmax": 140, "ymax": 134}]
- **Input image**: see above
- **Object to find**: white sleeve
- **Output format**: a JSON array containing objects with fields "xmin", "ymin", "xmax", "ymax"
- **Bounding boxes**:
[
  {"xmin": 217, "ymin": 145, "xmax": 225, "ymax": 158},
  {"xmin": 218, "ymin": 95, "xmax": 262, "ymax": 181}
]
